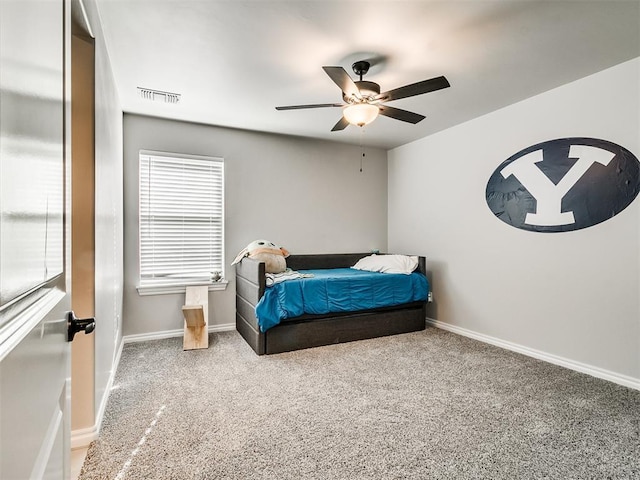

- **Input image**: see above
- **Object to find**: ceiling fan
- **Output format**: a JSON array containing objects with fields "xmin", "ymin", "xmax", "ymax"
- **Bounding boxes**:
[{"xmin": 275, "ymin": 60, "xmax": 450, "ymax": 131}]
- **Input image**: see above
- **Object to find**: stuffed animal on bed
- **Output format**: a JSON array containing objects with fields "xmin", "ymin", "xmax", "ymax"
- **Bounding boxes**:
[{"xmin": 231, "ymin": 239, "xmax": 290, "ymax": 274}]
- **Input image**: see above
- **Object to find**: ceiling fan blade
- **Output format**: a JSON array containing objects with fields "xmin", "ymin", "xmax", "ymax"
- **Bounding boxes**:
[
  {"xmin": 378, "ymin": 105, "xmax": 425, "ymax": 124},
  {"xmin": 276, "ymin": 103, "xmax": 344, "ymax": 110},
  {"xmin": 376, "ymin": 76, "xmax": 450, "ymax": 102},
  {"xmin": 331, "ymin": 116, "xmax": 349, "ymax": 132},
  {"xmin": 322, "ymin": 66, "xmax": 361, "ymax": 100}
]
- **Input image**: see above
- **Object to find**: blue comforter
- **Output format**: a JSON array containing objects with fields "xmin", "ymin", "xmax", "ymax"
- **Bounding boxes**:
[{"xmin": 255, "ymin": 268, "xmax": 429, "ymax": 332}]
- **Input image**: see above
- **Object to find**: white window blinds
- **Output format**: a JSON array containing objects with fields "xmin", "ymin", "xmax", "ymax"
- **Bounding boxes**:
[{"xmin": 139, "ymin": 151, "xmax": 224, "ymax": 287}]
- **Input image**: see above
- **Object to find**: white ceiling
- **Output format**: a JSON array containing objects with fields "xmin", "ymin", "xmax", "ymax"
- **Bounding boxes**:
[{"xmin": 96, "ymin": 0, "xmax": 640, "ymax": 150}]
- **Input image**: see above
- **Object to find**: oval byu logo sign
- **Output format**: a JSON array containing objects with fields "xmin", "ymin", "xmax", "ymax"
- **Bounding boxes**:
[{"xmin": 486, "ymin": 138, "xmax": 640, "ymax": 232}]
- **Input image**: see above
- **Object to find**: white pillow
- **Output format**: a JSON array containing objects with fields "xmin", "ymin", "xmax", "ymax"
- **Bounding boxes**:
[{"xmin": 352, "ymin": 254, "xmax": 419, "ymax": 274}]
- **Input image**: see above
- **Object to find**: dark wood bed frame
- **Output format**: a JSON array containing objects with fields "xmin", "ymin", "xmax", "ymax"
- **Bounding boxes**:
[{"xmin": 235, "ymin": 253, "xmax": 427, "ymax": 355}]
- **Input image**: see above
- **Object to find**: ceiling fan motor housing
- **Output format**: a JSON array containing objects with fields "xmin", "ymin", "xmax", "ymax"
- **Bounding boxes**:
[{"xmin": 344, "ymin": 81, "xmax": 380, "ymax": 102}]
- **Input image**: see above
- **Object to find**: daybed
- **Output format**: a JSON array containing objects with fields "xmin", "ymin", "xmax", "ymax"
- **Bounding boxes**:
[{"xmin": 235, "ymin": 253, "xmax": 429, "ymax": 355}]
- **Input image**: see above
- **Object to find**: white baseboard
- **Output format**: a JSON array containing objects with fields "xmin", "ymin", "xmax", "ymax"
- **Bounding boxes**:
[
  {"xmin": 71, "ymin": 336, "xmax": 125, "ymax": 449},
  {"xmin": 70, "ymin": 425, "xmax": 97, "ymax": 450},
  {"xmin": 123, "ymin": 323, "xmax": 235, "ymax": 345},
  {"xmin": 426, "ymin": 318, "xmax": 640, "ymax": 391}
]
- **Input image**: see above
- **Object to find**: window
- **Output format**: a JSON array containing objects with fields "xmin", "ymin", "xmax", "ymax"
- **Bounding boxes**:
[{"xmin": 138, "ymin": 150, "xmax": 224, "ymax": 294}]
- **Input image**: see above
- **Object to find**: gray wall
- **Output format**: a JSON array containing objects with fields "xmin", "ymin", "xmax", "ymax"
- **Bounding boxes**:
[
  {"xmin": 388, "ymin": 58, "xmax": 640, "ymax": 383},
  {"xmin": 123, "ymin": 114, "xmax": 388, "ymax": 336}
]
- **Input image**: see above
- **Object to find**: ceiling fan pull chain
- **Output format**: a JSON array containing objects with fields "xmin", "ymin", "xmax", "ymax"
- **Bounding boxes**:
[{"xmin": 359, "ymin": 126, "xmax": 365, "ymax": 173}]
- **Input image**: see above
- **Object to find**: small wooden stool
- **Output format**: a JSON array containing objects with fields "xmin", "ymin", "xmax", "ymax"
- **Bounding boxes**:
[{"xmin": 182, "ymin": 285, "xmax": 208, "ymax": 350}]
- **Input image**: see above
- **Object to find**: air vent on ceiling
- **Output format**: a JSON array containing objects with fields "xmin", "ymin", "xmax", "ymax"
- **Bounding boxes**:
[{"xmin": 137, "ymin": 87, "xmax": 181, "ymax": 104}]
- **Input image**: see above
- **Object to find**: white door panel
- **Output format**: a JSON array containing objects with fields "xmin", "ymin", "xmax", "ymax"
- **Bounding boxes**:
[
  {"xmin": 0, "ymin": 286, "xmax": 70, "ymax": 480},
  {"xmin": 0, "ymin": 0, "xmax": 72, "ymax": 478}
]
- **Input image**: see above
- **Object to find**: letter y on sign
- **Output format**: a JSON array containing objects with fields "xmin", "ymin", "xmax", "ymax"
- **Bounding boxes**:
[{"xmin": 500, "ymin": 146, "xmax": 615, "ymax": 226}]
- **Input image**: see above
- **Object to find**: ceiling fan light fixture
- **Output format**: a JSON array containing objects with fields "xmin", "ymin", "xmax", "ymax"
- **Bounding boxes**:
[{"xmin": 344, "ymin": 103, "xmax": 379, "ymax": 127}]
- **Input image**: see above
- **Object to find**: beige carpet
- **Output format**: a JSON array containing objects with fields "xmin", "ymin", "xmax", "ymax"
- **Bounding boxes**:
[{"xmin": 79, "ymin": 328, "xmax": 640, "ymax": 479}]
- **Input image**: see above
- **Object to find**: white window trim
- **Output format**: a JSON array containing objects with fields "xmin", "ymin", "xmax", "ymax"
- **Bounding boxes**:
[
  {"xmin": 137, "ymin": 149, "xmax": 226, "ymax": 295},
  {"xmin": 136, "ymin": 280, "xmax": 228, "ymax": 296}
]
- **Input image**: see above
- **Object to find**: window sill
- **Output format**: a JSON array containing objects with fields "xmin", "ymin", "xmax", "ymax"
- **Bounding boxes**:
[{"xmin": 136, "ymin": 281, "xmax": 228, "ymax": 296}]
